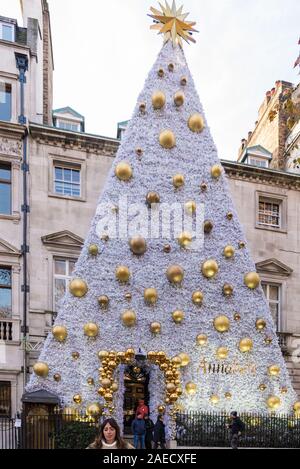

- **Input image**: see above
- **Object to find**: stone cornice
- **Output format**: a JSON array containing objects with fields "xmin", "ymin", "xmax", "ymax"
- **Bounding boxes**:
[
  {"xmin": 222, "ymin": 159, "xmax": 300, "ymax": 191},
  {"xmin": 29, "ymin": 123, "xmax": 120, "ymax": 158},
  {"xmin": 0, "ymin": 121, "xmax": 26, "ymax": 140}
]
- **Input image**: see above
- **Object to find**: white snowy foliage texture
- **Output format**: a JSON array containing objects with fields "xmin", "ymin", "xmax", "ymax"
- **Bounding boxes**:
[{"xmin": 27, "ymin": 42, "xmax": 297, "ymax": 433}]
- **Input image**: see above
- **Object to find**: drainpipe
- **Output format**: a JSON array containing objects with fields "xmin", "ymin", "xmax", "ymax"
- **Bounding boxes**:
[{"xmin": 15, "ymin": 53, "xmax": 29, "ymax": 390}]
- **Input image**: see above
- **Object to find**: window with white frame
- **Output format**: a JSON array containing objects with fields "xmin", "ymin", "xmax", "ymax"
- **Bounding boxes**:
[
  {"xmin": 56, "ymin": 119, "xmax": 80, "ymax": 132},
  {"xmin": 0, "ymin": 267, "xmax": 12, "ymax": 318},
  {"xmin": 262, "ymin": 282, "xmax": 281, "ymax": 331},
  {"xmin": 0, "ymin": 22, "xmax": 14, "ymax": 42},
  {"xmin": 258, "ymin": 197, "xmax": 281, "ymax": 228},
  {"xmin": 0, "ymin": 164, "xmax": 11, "ymax": 214},
  {"xmin": 54, "ymin": 165, "xmax": 81, "ymax": 197},
  {"xmin": 53, "ymin": 258, "xmax": 76, "ymax": 311},
  {"xmin": 0, "ymin": 82, "xmax": 12, "ymax": 122},
  {"xmin": 249, "ymin": 157, "xmax": 268, "ymax": 168}
]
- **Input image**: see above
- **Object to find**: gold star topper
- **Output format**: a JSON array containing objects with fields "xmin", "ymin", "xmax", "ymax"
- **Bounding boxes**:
[{"xmin": 149, "ymin": 1, "xmax": 198, "ymax": 48}]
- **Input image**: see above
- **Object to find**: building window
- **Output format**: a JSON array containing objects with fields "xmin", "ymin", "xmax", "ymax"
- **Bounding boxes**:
[
  {"xmin": 258, "ymin": 198, "xmax": 281, "ymax": 228},
  {"xmin": 56, "ymin": 120, "xmax": 80, "ymax": 132},
  {"xmin": 262, "ymin": 283, "xmax": 281, "ymax": 331},
  {"xmin": 249, "ymin": 158, "xmax": 268, "ymax": 168},
  {"xmin": 0, "ymin": 164, "xmax": 11, "ymax": 215},
  {"xmin": 54, "ymin": 166, "xmax": 81, "ymax": 197},
  {"xmin": 0, "ymin": 267, "xmax": 12, "ymax": 318},
  {"xmin": 0, "ymin": 22, "xmax": 14, "ymax": 42},
  {"xmin": 54, "ymin": 259, "xmax": 76, "ymax": 311},
  {"xmin": 0, "ymin": 83, "xmax": 12, "ymax": 122},
  {"xmin": 0, "ymin": 382, "xmax": 11, "ymax": 418}
]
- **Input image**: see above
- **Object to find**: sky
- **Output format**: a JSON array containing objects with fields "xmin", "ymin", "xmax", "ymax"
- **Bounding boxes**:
[{"xmin": 1, "ymin": 0, "xmax": 300, "ymax": 160}]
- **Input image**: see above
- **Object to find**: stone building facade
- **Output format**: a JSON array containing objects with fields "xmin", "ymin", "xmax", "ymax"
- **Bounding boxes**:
[{"xmin": 0, "ymin": 1, "xmax": 299, "ymax": 417}]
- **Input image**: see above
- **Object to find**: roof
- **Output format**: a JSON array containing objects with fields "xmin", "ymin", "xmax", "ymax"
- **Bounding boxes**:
[
  {"xmin": 240, "ymin": 144, "xmax": 273, "ymax": 163},
  {"xmin": 22, "ymin": 389, "xmax": 60, "ymax": 404},
  {"xmin": 52, "ymin": 107, "xmax": 85, "ymax": 120}
]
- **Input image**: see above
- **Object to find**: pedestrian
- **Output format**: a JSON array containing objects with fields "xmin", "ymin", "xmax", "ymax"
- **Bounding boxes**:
[
  {"xmin": 227, "ymin": 411, "xmax": 245, "ymax": 449},
  {"xmin": 131, "ymin": 413, "xmax": 146, "ymax": 449},
  {"xmin": 153, "ymin": 415, "xmax": 166, "ymax": 449},
  {"xmin": 87, "ymin": 418, "xmax": 134, "ymax": 449},
  {"xmin": 135, "ymin": 399, "xmax": 149, "ymax": 419},
  {"xmin": 144, "ymin": 414, "xmax": 154, "ymax": 449}
]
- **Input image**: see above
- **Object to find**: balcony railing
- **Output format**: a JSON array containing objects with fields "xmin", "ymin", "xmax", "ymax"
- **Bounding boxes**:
[{"xmin": 0, "ymin": 320, "xmax": 20, "ymax": 342}]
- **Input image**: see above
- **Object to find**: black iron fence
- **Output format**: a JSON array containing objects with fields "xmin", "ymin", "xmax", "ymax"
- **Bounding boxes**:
[
  {"xmin": 176, "ymin": 411, "xmax": 300, "ymax": 448},
  {"xmin": 0, "ymin": 418, "xmax": 20, "ymax": 449}
]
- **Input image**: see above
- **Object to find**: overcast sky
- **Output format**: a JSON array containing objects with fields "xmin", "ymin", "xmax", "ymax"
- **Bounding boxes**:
[{"xmin": 1, "ymin": 0, "xmax": 300, "ymax": 160}]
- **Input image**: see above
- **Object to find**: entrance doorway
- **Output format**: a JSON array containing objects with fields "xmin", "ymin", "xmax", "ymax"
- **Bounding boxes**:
[{"xmin": 123, "ymin": 364, "xmax": 149, "ymax": 434}]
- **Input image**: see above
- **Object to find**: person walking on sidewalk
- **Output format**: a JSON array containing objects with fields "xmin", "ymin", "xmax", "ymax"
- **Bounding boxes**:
[
  {"xmin": 131, "ymin": 413, "xmax": 146, "ymax": 449},
  {"xmin": 153, "ymin": 415, "xmax": 166, "ymax": 449},
  {"xmin": 227, "ymin": 411, "xmax": 245, "ymax": 449},
  {"xmin": 144, "ymin": 414, "xmax": 154, "ymax": 449}
]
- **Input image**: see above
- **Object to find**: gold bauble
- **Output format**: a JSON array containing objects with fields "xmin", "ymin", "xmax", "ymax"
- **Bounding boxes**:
[
  {"xmin": 53, "ymin": 373, "xmax": 61, "ymax": 382},
  {"xmin": 192, "ymin": 291, "xmax": 204, "ymax": 305},
  {"xmin": 136, "ymin": 147, "xmax": 143, "ymax": 157},
  {"xmin": 166, "ymin": 265, "xmax": 184, "ymax": 284},
  {"xmin": 180, "ymin": 76, "xmax": 187, "ymax": 86},
  {"xmin": 178, "ymin": 353, "xmax": 190, "ymax": 367},
  {"xmin": 178, "ymin": 231, "xmax": 193, "ymax": 248},
  {"xmin": 33, "ymin": 362, "xmax": 49, "ymax": 378},
  {"xmin": 168, "ymin": 63, "xmax": 174, "ymax": 72},
  {"xmin": 200, "ymin": 182, "xmax": 208, "ymax": 192},
  {"xmin": 172, "ymin": 310, "xmax": 185, "ymax": 324},
  {"xmin": 210, "ymin": 395, "xmax": 220, "ymax": 405},
  {"xmin": 115, "ymin": 162, "xmax": 132, "ymax": 181},
  {"xmin": 223, "ymin": 284, "xmax": 234, "ymax": 297},
  {"xmin": 98, "ymin": 350, "xmax": 109, "ymax": 360},
  {"xmin": 129, "ymin": 236, "xmax": 147, "ymax": 255},
  {"xmin": 225, "ymin": 392, "xmax": 232, "ymax": 400},
  {"xmin": 104, "ymin": 392, "xmax": 113, "ymax": 402},
  {"xmin": 144, "ymin": 288, "xmax": 158, "ymax": 305},
  {"xmin": 216, "ymin": 347, "xmax": 229, "ymax": 360},
  {"xmin": 165, "ymin": 397, "xmax": 170, "ymax": 405},
  {"xmin": 185, "ymin": 382, "xmax": 197, "ymax": 395},
  {"xmin": 267, "ymin": 396, "xmax": 281, "ymax": 410},
  {"xmin": 234, "ymin": 313, "xmax": 241, "ymax": 321},
  {"xmin": 211, "ymin": 165, "xmax": 222, "ymax": 179},
  {"xmin": 150, "ymin": 322, "xmax": 161, "ymax": 334},
  {"xmin": 239, "ymin": 241, "xmax": 246, "ymax": 249},
  {"xmin": 52, "ymin": 325, "xmax": 68, "ymax": 342},
  {"xmin": 172, "ymin": 356, "xmax": 182, "ymax": 367},
  {"xmin": 69, "ymin": 278, "xmax": 88, "ymax": 298},
  {"xmin": 173, "ymin": 174, "xmax": 185, "ymax": 188},
  {"xmin": 98, "ymin": 296, "xmax": 109, "ymax": 308},
  {"xmin": 224, "ymin": 246, "xmax": 235, "ymax": 259},
  {"xmin": 259, "ymin": 384, "xmax": 267, "ymax": 392},
  {"xmin": 125, "ymin": 293, "xmax": 132, "ymax": 301},
  {"xmin": 176, "ymin": 387, "xmax": 183, "ymax": 396},
  {"xmin": 101, "ymin": 378, "xmax": 112, "ymax": 389},
  {"xmin": 188, "ymin": 113, "xmax": 205, "ymax": 133},
  {"xmin": 174, "ymin": 91, "xmax": 185, "ymax": 107},
  {"xmin": 293, "ymin": 402, "xmax": 300, "ymax": 414},
  {"xmin": 214, "ymin": 315, "xmax": 230, "ymax": 333},
  {"xmin": 159, "ymin": 130, "xmax": 176, "ymax": 149},
  {"xmin": 88, "ymin": 244, "xmax": 99, "ymax": 256},
  {"xmin": 268, "ymin": 365, "xmax": 281, "ymax": 377},
  {"xmin": 146, "ymin": 191, "xmax": 160, "ymax": 206},
  {"xmin": 122, "ymin": 310, "xmax": 136, "ymax": 327},
  {"xmin": 158, "ymin": 68, "xmax": 164, "ymax": 78},
  {"xmin": 169, "ymin": 393, "xmax": 179, "ymax": 403},
  {"xmin": 203, "ymin": 220, "xmax": 214, "ymax": 234},
  {"xmin": 226, "ymin": 212, "xmax": 233, "ymax": 220},
  {"xmin": 139, "ymin": 102, "xmax": 146, "ymax": 113},
  {"xmin": 116, "ymin": 265, "xmax": 130, "ymax": 283},
  {"xmin": 72, "ymin": 352, "xmax": 80, "ymax": 360},
  {"xmin": 239, "ymin": 337, "xmax": 253, "ymax": 353},
  {"xmin": 166, "ymin": 383, "xmax": 176, "ymax": 393},
  {"xmin": 152, "ymin": 91, "xmax": 166, "ymax": 110},
  {"xmin": 185, "ymin": 200, "xmax": 197, "ymax": 215},
  {"xmin": 264, "ymin": 337, "xmax": 273, "ymax": 345},
  {"xmin": 158, "ymin": 405, "xmax": 165, "ymax": 414},
  {"xmin": 87, "ymin": 378, "xmax": 94, "ymax": 386},
  {"xmin": 244, "ymin": 272, "xmax": 260, "ymax": 289},
  {"xmin": 163, "ymin": 244, "xmax": 171, "ymax": 253},
  {"xmin": 73, "ymin": 394, "xmax": 82, "ymax": 405},
  {"xmin": 256, "ymin": 319, "xmax": 267, "ymax": 331},
  {"xmin": 147, "ymin": 351, "xmax": 156, "ymax": 361},
  {"xmin": 125, "ymin": 348, "xmax": 135, "ymax": 358},
  {"xmin": 83, "ymin": 323, "xmax": 99, "ymax": 338},
  {"xmin": 86, "ymin": 403, "xmax": 102, "ymax": 417},
  {"xmin": 202, "ymin": 260, "xmax": 219, "ymax": 279},
  {"xmin": 196, "ymin": 334, "xmax": 208, "ymax": 346},
  {"xmin": 280, "ymin": 387, "xmax": 288, "ymax": 394}
]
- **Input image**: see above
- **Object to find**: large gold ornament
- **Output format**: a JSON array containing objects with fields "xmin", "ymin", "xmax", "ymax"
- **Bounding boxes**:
[
  {"xmin": 192, "ymin": 291, "xmax": 203, "ymax": 305},
  {"xmin": 115, "ymin": 162, "xmax": 132, "ymax": 181},
  {"xmin": 216, "ymin": 347, "xmax": 229, "ymax": 360},
  {"xmin": 223, "ymin": 246, "xmax": 235, "ymax": 259},
  {"xmin": 173, "ymin": 174, "xmax": 185, "ymax": 188},
  {"xmin": 210, "ymin": 395, "xmax": 220, "ymax": 405},
  {"xmin": 149, "ymin": 2, "xmax": 198, "ymax": 48},
  {"xmin": 179, "ymin": 353, "xmax": 190, "ymax": 367},
  {"xmin": 174, "ymin": 91, "xmax": 185, "ymax": 107},
  {"xmin": 33, "ymin": 362, "xmax": 49, "ymax": 378},
  {"xmin": 188, "ymin": 113, "xmax": 205, "ymax": 133},
  {"xmin": 202, "ymin": 260, "xmax": 219, "ymax": 279},
  {"xmin": 177, "ymin": 231, "xmax": 192, "ymax": 248},
  {"xmin": 122, "ymin": 310, "xmax": 136, "ymax": 327},
  {"xmin": 214, "ymin": 315, "xmax": 230, "ymax": 333},
  {"xmin": 211, "ymin": 165, "xmax": 222, "ymax": 179},
  {"xmin": 87, "ymin": 403, "xmax": 102, "ymax": 417},
  {"xmin": 144, "ymin": 288, "xmax": 158, "ymax": 305},
  {"xmin": 98, "ymin": 350, "xmax": 109, "ymax": 360},
  {"xmin": 196, "ymin": 334, "xmax": 208, "ymax": 346},
  {"xmin": 244, "ymin": 272, "xmax": 260, "ymax": 289},
  {"xmin": 101, "ymin": 378, "xmax": 112, "ymax": 389},
  {"xmin": 159, "ymin": 130, "xmax": 176, "ymax": 149},
  {"xmin": 256, "ymin": 319, "xmax": 267, "ymax": 331},
  {"xmin": 239, "ymin": 337, "xmax": 253, "ymax": 353},
  {"xmin": 166, "ymin": 265, "xmax": 184, "ymax": 284},
  {"xmin": 185, "ymin": 200, "xmax": 197, "ymax": 215},
  {"xmin": 146, "ymin": 191, "xmax": 160, "ymax": 206},
  {"xmin": 150, "ymin": 322, "xmax": 161, "ymax": 334},
  {"xmin": 88, "ymin": 244, "xmax": 99, "ymax": 256},
  {"xmin": 186, "ymin": 382, "xmax": 197, "ymax": 395},
  {"xmin": 268, "ymin": 365, "xmax": 281, "ymax": 377},
  {"xmin": 84, "ymin": 323, "xmax": 99, "ymax": 338},
  {"xmin": 73, "ymin": 394, "xmax": 82, "ymax": 405},
  {"xmin": 52, "ymin": 325, "xmax": 68, "ymax": 342},
  {"xmin": 116, "ymin": 266, "xmax": 130, "ymax": 283},
  {"xmin": 69, "ymin": 278, "xmax": 88, "ymax": 298},
  {"xmin": 152, "ymin": 91, "xmax": 166, "ymax": 109},
  {"xmin": 267, "ymin": 396, "xmax": 281, "ymax": 410},
  {"xmin": 129, "ymin": 236, "xmax": 147, "ymax": 255},
  {"xmin": 172, "ymin": 310, "xmax": 185, "ymax": 324}
]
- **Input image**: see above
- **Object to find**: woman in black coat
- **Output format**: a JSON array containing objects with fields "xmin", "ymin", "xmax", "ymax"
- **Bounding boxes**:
[
  {"xmin": 153, "ymin": 415, "xmax": 166, "ymax": 449},
  {"xmin": 144, "ymin": 414, "xmax": 154, "ymax": 449}
]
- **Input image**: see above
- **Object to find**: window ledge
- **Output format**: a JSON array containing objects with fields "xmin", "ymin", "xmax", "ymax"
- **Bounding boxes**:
[
  {"xmin": 0, "ymin": 213, "xmax": 21, "ymax": 222},
  {"xmin": 1, "ymin": 341, "xmax": 21, "ymax": 346},
  {"xmin": 255, "ymin": 224, "xmax": 287, "ymax": 234},
  {"xmin": 48, "ymin": 192, "xmax": 86, "ymax": 203}
]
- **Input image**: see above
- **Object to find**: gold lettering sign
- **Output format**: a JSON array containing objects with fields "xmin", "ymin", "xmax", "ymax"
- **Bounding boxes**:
[{"xmin": 197, "ymin": 358, "xmax": 256, "ymax": 375}]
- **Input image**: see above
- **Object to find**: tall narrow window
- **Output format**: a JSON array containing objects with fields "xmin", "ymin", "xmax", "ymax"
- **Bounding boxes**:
[
  {"xmin": 0, "ymin": 382, "xmax": 11, "ymax": 417},
  {"xmin": 53, "ymin": 259, "xmax": 76, "ymax": 311},
  {"xmin": 0, "ymin": 83, "xmax": 12, "ymax": 122},
  {"xmin": 0, "ymin": 22, "xmax": 14, "ymax": 42},
  {"xmin": 262, "ymin": 283, "xmax": 281, "ymax": 331},
  {"xmin": 0, "ymin": 267, "xmax": 12, "ymax": 318},
  {"xmin": 0, "ymin": 164, "xmax": 11, "ymax": 215},
  {"xmin": 54, "ymin": 166, "xmax": 81, "ymax": 197}
]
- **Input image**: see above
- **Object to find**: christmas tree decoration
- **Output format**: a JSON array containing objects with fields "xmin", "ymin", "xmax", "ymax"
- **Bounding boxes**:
[
  {"xmin": 259, "ymin": 384, "xmax": 267, "ymax": 392},
  {"xmin": 27, "ymin": 2, "xmax": 297, "ymax": 439},
  {"xmin": 168, "ymin": 63, "xmax": 174, "ymax": 72},
  {"xmin": 52, "ymin": 326, "xmax": 68, "ymax": 342},
  {"xmin": 87, "ymin": 378, "xmax": 95, "ymax": 386},
  {"xmin": 53, "ymin": 374, "xmax": 61, "ymax": 382},
  {"xmin": 294, "ymin": 402, "xmax": 300, "ymax": 415},
  {"xmin": 73, "ymin": 394, "xmax": 82, "ymax": 405}
]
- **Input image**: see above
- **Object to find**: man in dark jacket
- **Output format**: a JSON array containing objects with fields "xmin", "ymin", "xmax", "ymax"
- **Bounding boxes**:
[
  {"xmin": 144, "ymin": 414, "xmax": 154, "ymax": 449},
  {"xmin": 131, "ymin": 413, "xmax": 146, "ymax": 449},
  {"xmin": 153, "ymin": 415, "xmax": 166, "ymax": 449},
  {"xmin": 228, "ymin": 411, "xmax": 245, "ymax": 449}
]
